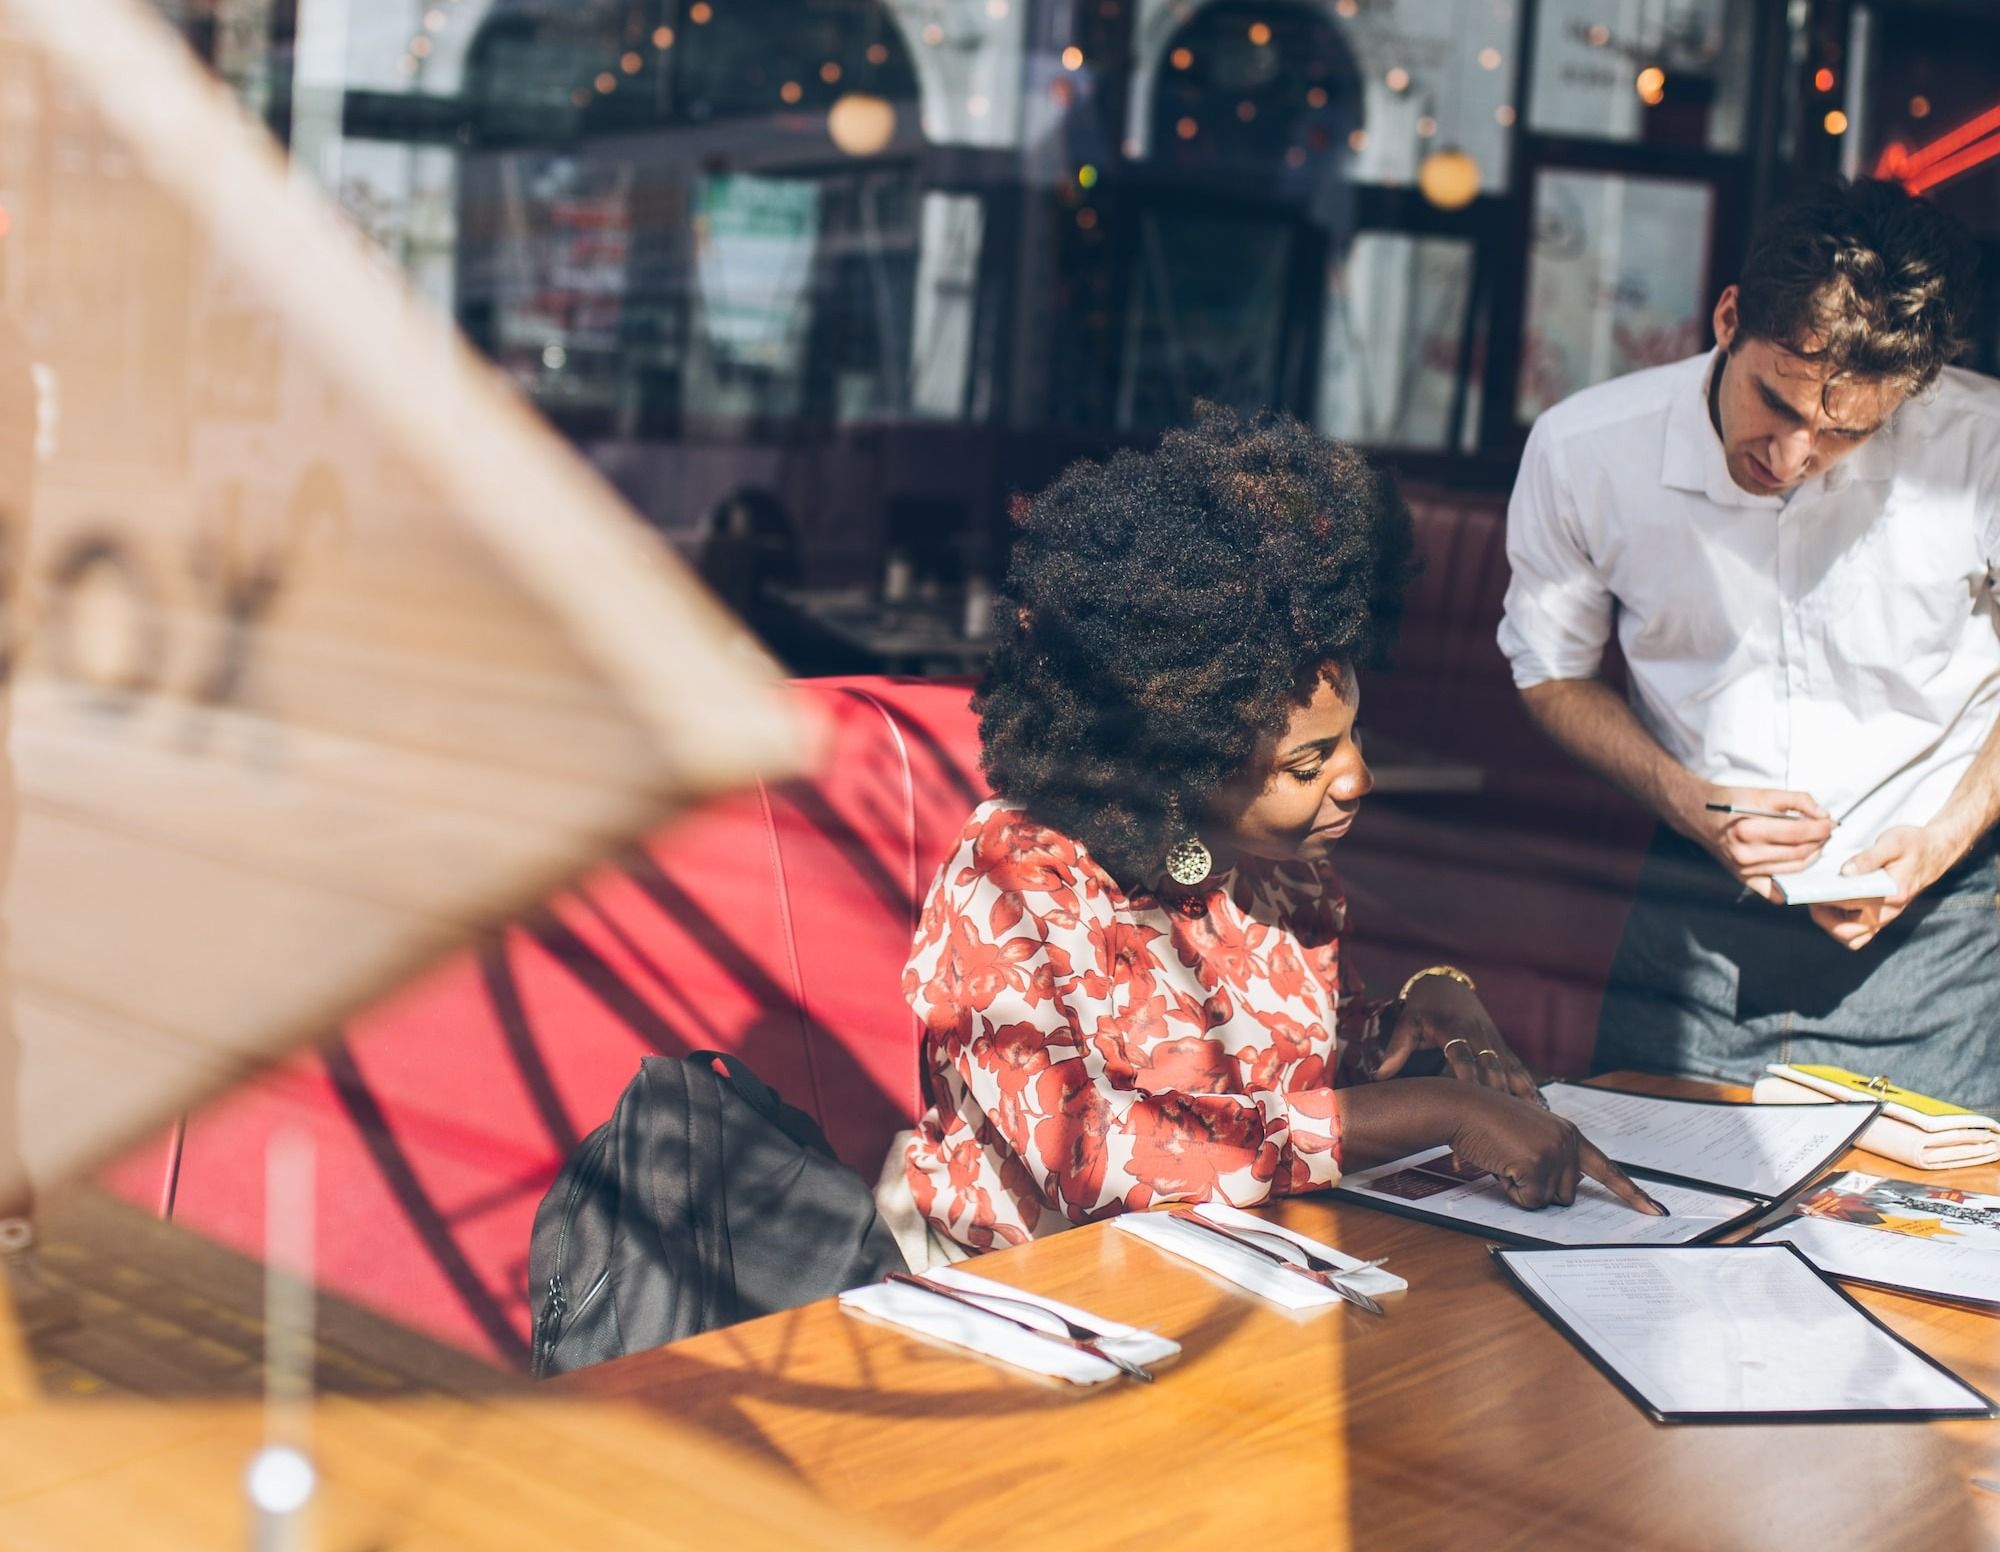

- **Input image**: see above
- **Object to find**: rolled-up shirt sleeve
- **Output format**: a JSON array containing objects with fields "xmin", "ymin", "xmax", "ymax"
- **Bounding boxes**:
[{"xmin": 1497, "ymin": 417, "xmax": 1614, "ymax": 688}]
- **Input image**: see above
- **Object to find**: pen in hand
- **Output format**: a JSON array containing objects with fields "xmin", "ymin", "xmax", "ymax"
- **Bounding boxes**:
[{"xmin": 1704, "ymin": 802, "xmax": 1837, "ymax": 825}]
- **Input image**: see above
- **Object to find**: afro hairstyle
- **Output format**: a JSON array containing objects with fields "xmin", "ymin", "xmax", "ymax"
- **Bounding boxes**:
[{"xmin": 976, "ymin": 404, "xmax": 1417, "ymax": 890}]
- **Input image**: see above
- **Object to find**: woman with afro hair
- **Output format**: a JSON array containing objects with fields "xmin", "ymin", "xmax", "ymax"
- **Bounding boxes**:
[{"xmin": 891, "ymin": 407, "xmax": 1663, "ymax": 1259}]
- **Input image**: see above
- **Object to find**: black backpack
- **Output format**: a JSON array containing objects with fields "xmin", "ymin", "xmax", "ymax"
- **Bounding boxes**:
[{"xmin": 528, "ymin": 1051, "xmax": 907, "ymax": 1378}]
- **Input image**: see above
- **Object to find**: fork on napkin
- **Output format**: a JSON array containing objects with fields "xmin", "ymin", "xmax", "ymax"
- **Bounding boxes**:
[
  {"xmin": 1114, "ymin": 1201, "xmax": 1407, "ymax": 1311},
  {"xmin": 839, "ymin": 1264, "xmax": 1179, "ymax": 1385}
]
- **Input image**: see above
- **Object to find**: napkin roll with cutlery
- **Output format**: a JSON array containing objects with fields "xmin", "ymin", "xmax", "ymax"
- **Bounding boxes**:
[
  {"xmin": 838, "ymin": 1264, "xmax": 1179, "ymax": 1384},
  {"xmin": 1113, "ymin": 1201, "xmax": 1406, "ymax": 1311}
]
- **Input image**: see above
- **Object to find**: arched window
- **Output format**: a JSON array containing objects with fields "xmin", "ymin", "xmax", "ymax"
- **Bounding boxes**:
[
  {"xmin": 1147, "ymin": 2, "xmax": 1362, "ymax": 180},
  {"xmin": 465, "ymin": 0, "xmax": 919, "ymax": 138},
  {"xmin": 459, "ymin": 0, "xmax": 924, "ymax": 437},
  {"xmin": 1108, "ymin": 3, "xmax": 1363, "ymax": 431}
]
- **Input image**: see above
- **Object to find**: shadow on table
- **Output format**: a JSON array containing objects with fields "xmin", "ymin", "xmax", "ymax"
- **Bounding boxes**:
[{"xmin": 10, "ymin": 1188, "xmax": 518, "ymax": 1402}]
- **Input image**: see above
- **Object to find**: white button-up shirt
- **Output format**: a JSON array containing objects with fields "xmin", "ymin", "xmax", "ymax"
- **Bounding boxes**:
[{"xmin": 1498, "ymin": 351, "xmax": 2000, "ymax": 850}]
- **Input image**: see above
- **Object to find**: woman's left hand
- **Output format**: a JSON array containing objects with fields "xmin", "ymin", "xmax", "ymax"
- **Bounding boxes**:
[{"xmin": 1370, "ymin": 974, "xmax": 1544, "ymax": 1105}]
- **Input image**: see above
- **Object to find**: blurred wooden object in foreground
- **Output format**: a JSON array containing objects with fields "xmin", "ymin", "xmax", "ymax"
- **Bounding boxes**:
[
  {"xmin": 0, "ymin": 0, "xmax": 805, "ymax": 1211},
  {"xmin": 0, "ymin": 1191, "xmax": 902, "ymax": 1550}
]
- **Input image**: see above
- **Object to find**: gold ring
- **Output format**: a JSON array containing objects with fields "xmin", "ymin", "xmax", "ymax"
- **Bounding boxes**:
[
  {"xmin": 1476, "ymin": 1048, "xmax": 1500, "ymax": 1060},
  {"xmin": 1443, "ymin": 1038, "xmax": 1473, "ymax": 1059}
]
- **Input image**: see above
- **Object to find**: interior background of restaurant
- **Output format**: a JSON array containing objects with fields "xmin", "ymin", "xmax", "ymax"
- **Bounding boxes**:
[
  {"xmin": 3, "ymin": 0, "xmax": 1998, "ymax": 1394},
  {"xmin": 99, "ymin": 0, "xmax": 1996, "ymax": 667}
]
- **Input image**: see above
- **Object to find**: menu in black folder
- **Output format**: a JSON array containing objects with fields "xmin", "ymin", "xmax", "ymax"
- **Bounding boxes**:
[
  {"xmin": 1332, "ymin": 1082, "xmax": 1879, "ymax": 1247},
  {"xmin": 1539, "ymin": 1081, "xmax": 1878, "ymax": 1200},
  {"xmin": 1494, "ymin": 1243, "xmax": 1994, "ymax": 1423},
  {"xmin": 1335, "ymin": 1145, "xmax": 1761, "ymax": 1246}
]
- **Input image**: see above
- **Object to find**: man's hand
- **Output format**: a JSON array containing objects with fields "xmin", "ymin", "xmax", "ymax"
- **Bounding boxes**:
[
  {"xmin": 1676, "ymin": 785, "xmax": 1834, "ymax": 898},
  {"xmin": 1373, "ymin": 973, "xmax": 1543, "ymax": 1105},
  {"xmin": 1806, "ymin": 824, "xmax": 1956, "ymax": 951}
]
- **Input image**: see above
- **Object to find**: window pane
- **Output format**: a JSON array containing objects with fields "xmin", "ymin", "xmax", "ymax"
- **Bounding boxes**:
[
  {"xmin": 1317, "ymin": 234, "xmax": 1479, "ymax": 449},
  {"xmin": 1518, "ymin": 169, "xmax": 1714, "ymax": 421},
  {"xmin": 1116, "ymin": 211, "xmax": 1295, "ymax": 432},
  {"xmin": 1528, "ymin": 0, "xmax": 1756, "ymax": 151},
  {"xmin": 1339, "ymin": 0, "xmax": 1520, "ymax": 195},
  {"xmin": 1136, "ymin": 0, "xmax": 1520, "ymax": 195}
]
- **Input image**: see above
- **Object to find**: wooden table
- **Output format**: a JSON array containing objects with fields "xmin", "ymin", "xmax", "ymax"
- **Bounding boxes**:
[{"xmin": 567, "ymin": 1075, "xmax": 2000, "ymax": 1552}]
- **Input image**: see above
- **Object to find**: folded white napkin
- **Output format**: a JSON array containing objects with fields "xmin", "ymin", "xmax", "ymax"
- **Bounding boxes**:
[
  {"xmin": 1112, "ymin": 1201, "xmax": 1407, "ymax": 1311},
  {"xmin": 838, "ymin": 1263, "xmax": 1179, "ymax": 1385},
  {"xmin": 1752, "ymin": 1075, "xmax": 2000, "ymax": 1170}
]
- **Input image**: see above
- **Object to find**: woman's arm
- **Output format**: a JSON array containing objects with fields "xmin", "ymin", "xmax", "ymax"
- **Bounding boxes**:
[
  {"xmin": 1333, "ymin": 1077, "xmax": 1664, "ymax": 1212},
  {"xmin": 939, "ymin": 1004, "xmax": 1354, "ymax": 1221},
  {"xmin": 1368, "ymin": 973, "xmax": 1544, "ymax": 1102}
]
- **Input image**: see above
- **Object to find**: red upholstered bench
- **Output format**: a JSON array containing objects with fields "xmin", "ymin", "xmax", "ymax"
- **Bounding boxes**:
[{"xmin": 102, "ymin": 677, "xmax": 989, "ymax": 1367}]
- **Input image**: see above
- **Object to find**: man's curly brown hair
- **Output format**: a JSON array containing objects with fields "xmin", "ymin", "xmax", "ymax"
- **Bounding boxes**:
[
  {"xmin": 1735, "ymin": 177, "xmax": 1976, "ymax": 399},
  {"xmin": 977, "ymin": 405, "xmax": 1417, "ymax": 890}
]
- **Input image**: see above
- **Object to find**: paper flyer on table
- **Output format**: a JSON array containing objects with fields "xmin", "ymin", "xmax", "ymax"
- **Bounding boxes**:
[{"xmin": 1751, "ymin": 1171, "xmax": 2000, "ymax": 1307}]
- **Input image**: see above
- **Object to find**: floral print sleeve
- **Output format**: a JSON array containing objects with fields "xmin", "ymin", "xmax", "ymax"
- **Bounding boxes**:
[{"xmin": 903, "ymin": 799, "xmax": 1372, "ymax": 1253}]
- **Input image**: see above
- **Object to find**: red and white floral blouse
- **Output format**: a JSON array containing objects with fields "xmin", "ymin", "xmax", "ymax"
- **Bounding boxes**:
[{"xmin": 903, "ymin": 798, "xmax": 1383, "ymax": 1253}]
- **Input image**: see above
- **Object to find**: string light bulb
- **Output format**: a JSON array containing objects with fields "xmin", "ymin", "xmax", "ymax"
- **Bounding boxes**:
[
  {"xmin": 827, "ymin": 92, "xmax": 897, "ymax": 155},
  {"xmin": 1417, "ymin": 147, "xmax": 1480, "ymax": 209}
]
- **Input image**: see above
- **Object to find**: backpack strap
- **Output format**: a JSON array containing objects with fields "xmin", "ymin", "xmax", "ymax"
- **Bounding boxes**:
[
  {"xmin": 681, "ymin": 1055, "xmax": 739, "ymax": 1332},
  {"xmin": 688, "ymin": 1049, "xmax": 834, "ymax": 1157},
  {"xmin": 690, "ymin": 1049, "xmax": 782, "ymax": 1120}
]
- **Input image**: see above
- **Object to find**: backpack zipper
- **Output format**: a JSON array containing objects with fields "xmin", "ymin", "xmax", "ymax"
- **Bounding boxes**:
[
  {"xmin": 533, "ymin": 1265, "xmax": 612, "ymax": 1377},
  {"xmin": 531, "ymin": 1129, "xmax": 611, "ymax": 1377},
  {"xmin": 532, "ymin": 1274, "xmax": 567, "ymax": 1377}
]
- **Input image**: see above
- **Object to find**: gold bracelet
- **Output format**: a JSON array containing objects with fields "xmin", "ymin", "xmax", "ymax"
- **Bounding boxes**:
[{"xmin": 1397, "ymin": 964, "xmax": 1476, "ymax": 1001}]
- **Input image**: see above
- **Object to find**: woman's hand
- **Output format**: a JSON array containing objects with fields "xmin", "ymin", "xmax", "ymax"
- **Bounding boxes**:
[
  {"xmin": 1372, "ymin": 973, "xmax": 1543, "ymax": 1104},
  {"xmin": 1445, "ymin": 1087, "xmax": 1665, "ymax": 1214}
]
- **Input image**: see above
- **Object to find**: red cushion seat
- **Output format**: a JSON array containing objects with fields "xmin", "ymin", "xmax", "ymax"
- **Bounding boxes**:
[{"xmin": 104, "ymin": 677, "xmax": 990, "ymax": 1365}]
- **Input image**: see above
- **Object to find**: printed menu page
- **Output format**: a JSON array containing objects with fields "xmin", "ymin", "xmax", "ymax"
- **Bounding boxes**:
[
  {"xmin": 1541, "ymin": 1082, "xmax": 1875, "ymax": 1199},
  {"xmin": 1336, "ymin": 1146, "xmax": 1751, "ymax": 1246},
  {"xmin": 1496, "ymin": 1245, "xmax": 1990, "ymax": 1420}
]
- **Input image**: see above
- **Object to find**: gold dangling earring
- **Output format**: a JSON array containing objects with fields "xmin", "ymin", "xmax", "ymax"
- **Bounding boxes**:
[{"xmin": 1164, "ymin": 834, "xmax": 1214, "ymax": 887}]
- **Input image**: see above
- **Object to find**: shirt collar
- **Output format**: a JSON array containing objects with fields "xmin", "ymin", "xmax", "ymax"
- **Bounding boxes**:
[
  {"xmin": 1662, "ymin": 349, "xmax": 1782, "ymax": 509},
  {"xmin": 1664, "ymin": 347, "xmax": 1907, "ymax": 503}
]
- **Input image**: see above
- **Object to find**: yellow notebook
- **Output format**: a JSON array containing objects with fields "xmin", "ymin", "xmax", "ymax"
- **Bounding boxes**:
[{"xmin": 1782, "ymin": 1065, "xmax": 1980, "ymax": 1121}]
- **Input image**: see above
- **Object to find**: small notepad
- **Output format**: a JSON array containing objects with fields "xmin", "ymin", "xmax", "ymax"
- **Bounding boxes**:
[{"xmin": 1774, "ymin": 852, "xmax": 1897, "ymax": 905}]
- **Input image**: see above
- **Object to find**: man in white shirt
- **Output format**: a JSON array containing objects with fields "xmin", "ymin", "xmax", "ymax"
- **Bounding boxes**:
[{"xmin": 1498, "ymin": 179, "xmax": 2000, "ymax": 1107}]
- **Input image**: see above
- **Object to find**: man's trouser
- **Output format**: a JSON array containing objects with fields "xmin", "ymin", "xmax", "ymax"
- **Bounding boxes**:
[{"xmin": 1595, "ymin": 827, "xmax": 2000, "ymax": 1113}]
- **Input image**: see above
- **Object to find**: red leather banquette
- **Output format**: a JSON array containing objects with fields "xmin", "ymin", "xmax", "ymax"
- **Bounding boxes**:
[{"xmin": 103, "ymin": 678, "xmax": 983, "ymax": 1366}]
